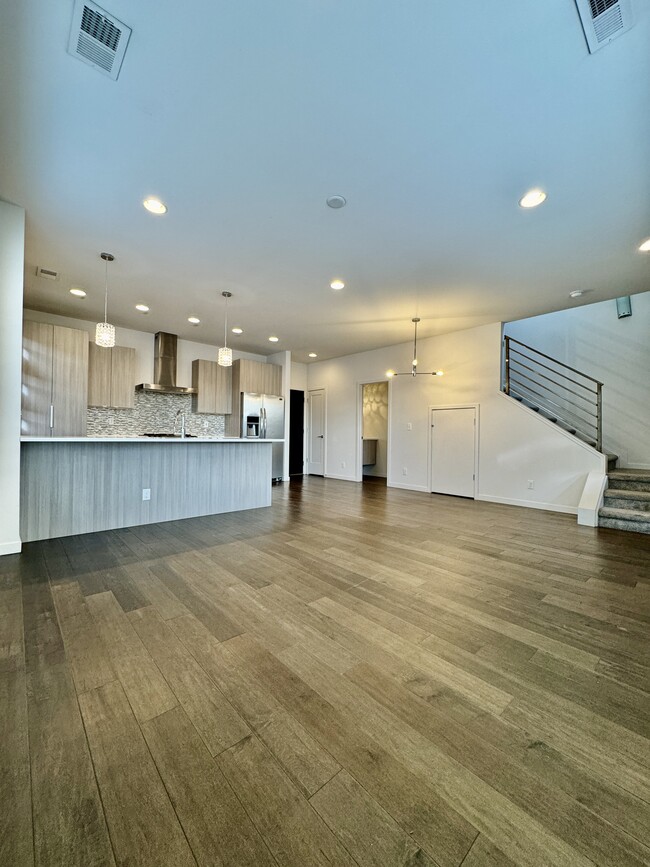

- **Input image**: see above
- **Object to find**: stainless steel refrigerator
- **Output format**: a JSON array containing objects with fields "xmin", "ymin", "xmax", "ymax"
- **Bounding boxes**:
[{"xmin": 240, "ymin": 393, "xmax": 285, "ymax": 481}]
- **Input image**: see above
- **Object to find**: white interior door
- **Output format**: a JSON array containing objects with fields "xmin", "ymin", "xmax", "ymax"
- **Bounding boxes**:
[
  {"xmin": 308, "ymin": 389, "xmax": 325, "ymax": 475},
  {"xmin": 430, "ymin": 407, "xmax": 476, "ymax": 497}
]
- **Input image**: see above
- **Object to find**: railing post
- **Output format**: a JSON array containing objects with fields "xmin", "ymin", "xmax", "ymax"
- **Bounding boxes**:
[
  {"xmin": 596, "ymin": 383, "xmax": 603, "ymax": 453},
  {"xmin": 504, "ymin": 335, "xmax": 510, "ymax": 395}
]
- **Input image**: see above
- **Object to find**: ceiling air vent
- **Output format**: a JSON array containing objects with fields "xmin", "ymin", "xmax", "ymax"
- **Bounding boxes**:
[
  {"xmin": 574, "ymin": 0, "xmax": 633, "ymax": 53},
  {"xmin": 67, "ymin": 0, "xmax": 131, "ymax": 80},
  {"xmin": 36, "ymin": 266, "xmax": 59, "ymax": 280}
]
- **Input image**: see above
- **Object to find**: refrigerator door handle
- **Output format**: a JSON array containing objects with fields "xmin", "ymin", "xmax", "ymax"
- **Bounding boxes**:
[{"xmin": 261, "ymin": 406, "xmax": 266, "ymax": 438}]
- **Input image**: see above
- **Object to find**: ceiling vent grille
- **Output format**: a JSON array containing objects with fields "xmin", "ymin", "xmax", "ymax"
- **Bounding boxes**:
[
  {"xmin": 36, "ymin": 266, "xmax": 59, "ymax": 280},
  {"xmin": 574, "ymin": 0, "xmax": 633, "ymax": 53},
  {"xmin": 67, "ymin": 0, "xmax": 131, "ymax": 80}
]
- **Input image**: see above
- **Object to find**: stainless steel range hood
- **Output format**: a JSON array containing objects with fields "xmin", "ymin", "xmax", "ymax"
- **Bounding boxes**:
[{"xmin": 136, "ymin": 331, "xmax": 197, "ymax": 394}]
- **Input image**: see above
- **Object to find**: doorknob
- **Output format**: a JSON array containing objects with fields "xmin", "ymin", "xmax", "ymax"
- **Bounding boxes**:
[{"xmin": 317, "ymin": 435, "xmax": 324, "ymax": 438}]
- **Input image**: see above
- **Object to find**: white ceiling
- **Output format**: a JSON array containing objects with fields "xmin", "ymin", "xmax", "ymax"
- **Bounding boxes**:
[{"xmin": 1, "ymin": 0, "xmax": 649, "ymax": 361}]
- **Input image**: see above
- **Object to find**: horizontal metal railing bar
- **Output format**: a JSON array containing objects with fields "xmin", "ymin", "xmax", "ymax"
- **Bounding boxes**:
[
  {"xmin": 507, "ymin": 346, "xmax": 599, "ymax": 393},
  {"xmin": 508, "ymin": 357, "xmax": 598, "ymax": 406},
  {"xmin": 506, "ymin": 337, "xmax": 604, "ymax": 386},
  {"xmin": 509, "ymin": 378, "xmax": 598, "ymax": 432},
  {"xmin": 509, "ymin": 370, "xmax": 599, "ymax": 425},
  {"xmin": 509, "ymin": 387, "xmax": 597, "ymax": 440}
]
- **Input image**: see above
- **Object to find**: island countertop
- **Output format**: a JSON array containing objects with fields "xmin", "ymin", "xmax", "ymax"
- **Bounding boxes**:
[{"xmin": 21, "ymin": 436, "xmax": 284, "ymax": 443}]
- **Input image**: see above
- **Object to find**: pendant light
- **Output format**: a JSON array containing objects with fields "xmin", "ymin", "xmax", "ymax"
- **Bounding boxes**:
[
  {"xmin": 386, "ymin": 317, "xmax": 443, "ymax": 378},
  {"xmin": 95, "ymin": 252, "xmax": 116, "ymax": 347},
  {"xmin": 218, "ymin": 291, "xmax": 233, "ymax": 367}
]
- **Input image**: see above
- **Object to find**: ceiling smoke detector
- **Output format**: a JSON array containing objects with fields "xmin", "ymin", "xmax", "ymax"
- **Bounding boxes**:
[
  {"xmin": 67, "ymin": 0, "xmax": 132, "ymax": 81},
  {"xmin": 326, "ymin": 195, "xmax": 347, "ymax": 209},
  {"xmin": 573, "ymin": 0, "xmax": 633, "ymax": 54}
]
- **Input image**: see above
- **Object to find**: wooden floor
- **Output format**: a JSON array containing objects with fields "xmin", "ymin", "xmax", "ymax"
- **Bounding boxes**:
[{"xmin": 2, "ymin": 477, "xmax": 650, "ymax": 867}]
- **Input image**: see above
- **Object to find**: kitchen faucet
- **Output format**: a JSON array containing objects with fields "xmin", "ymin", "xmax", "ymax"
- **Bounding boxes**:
[{"xmin": 174, "ymin": 408, "xmax": 186, "ymax": 438}]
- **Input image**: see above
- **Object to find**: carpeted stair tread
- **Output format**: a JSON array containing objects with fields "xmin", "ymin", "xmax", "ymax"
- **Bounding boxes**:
[
  {"xmin": 599, "ymin": 506, "xmax": 650, "ymax": 522},
  {"xmin": 604, "ymin": 488, "xmax": 650, "ymax": 502}
]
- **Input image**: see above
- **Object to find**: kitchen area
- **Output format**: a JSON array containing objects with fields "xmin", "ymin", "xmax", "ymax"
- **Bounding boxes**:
[{"xmin": 20, "ymin": 319, "xmax": 287, "ymax": 542}]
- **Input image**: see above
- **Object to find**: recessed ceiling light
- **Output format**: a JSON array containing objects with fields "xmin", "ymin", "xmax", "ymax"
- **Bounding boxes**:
[
  {"xmin": 519, "ymin": 188, "xmax": 547, "ymax": 209},
  {"xmin": 569, "ymin": 290, "xmax": 583, "ymax": 298},
  {"xmin": 135, "ymin": 303, "xmax": 149, "ymax": 312},
  {"xmin": 143, "ymin": 197, "xmax": 167, "ymax": 215},
  {"xmin": 638, "ymin": 238, "xmax": 650, "ymax": 252},
  {"xmin": 231, "ymin": 327, "xmax": 243, "ymax": 334},
  {"xmin": 69, "ymin": 288, "xmax": 86, "ymax": 297},
  {"xmin": 188, "ymin": 316, "xmax": 200, "ymax": 325},
  {"xmin": 268, "ymin": 336, "xmax": 279, "ymax": 343},
  {"xmin": 308, "ymin": 352, "xmax": 318, "ymax": 358},
  {"xmin": 330, "ymin": 279, "xmax": 345, "ymax": 290},
  {"xmin": 326, "ymin": 195, "xmax": 347, "ymax": 209}
]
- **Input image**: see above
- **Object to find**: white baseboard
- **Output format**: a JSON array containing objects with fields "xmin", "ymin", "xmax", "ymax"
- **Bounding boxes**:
[
  {"xmin": 0, "ymin": 539, "xmax": 22, "ymax": 556},
  {"xmin": 325, "ymin": 473, "xmax": 357, "ymax": 482},
  {"xmin": 477, "ymin": 494, "xmax": 577, "ymax": 515},
  {"xmin": 387, "ymin": 482, "xmax": 430, "ymax": 493}
]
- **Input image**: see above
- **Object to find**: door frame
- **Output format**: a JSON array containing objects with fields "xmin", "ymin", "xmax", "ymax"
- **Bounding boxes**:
[
  {"xmin": 428, "ymin": 403, "xmax": 479, "ymax": 498},
  {"xmin": 356, "ymin": 379, "xmax": 391, "ymax": 482},
  {"xmin": 307, "ymin": 387, "xmax": 326, "ymax": 476}
]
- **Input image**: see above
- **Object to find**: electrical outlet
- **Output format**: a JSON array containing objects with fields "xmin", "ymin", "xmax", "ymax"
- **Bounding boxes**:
[
  {"xmin": 407, "ymin": 422, "xmax": 412, "ymax": 431},
  {"xmin": 142, "ymin": 488, "xmax": 151, "ymax": 501},
  {"xmin": 402, "ymin": 467, "xmax": 408, "ymax": 476},
  {"xmin": 341, "ymin": 461, "xmax": 346, "ymax": 469},
  {"xmin": 527, "ymin": 480, "xmax": 534, "ymax": 490},
  {"xmin": 107, "ymin": 416, "xmax": 114, "ymax": 426}
]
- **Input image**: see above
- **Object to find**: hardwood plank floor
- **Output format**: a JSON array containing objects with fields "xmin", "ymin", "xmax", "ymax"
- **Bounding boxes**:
[{"xmin": 3, "ymin": 476, "xmax": 650, "ymax": 866}]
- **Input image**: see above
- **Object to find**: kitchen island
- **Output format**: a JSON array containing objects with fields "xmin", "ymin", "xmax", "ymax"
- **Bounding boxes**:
[{"xmin": 20, "ymin": 437, "xmax": 282, "ymax": 542}]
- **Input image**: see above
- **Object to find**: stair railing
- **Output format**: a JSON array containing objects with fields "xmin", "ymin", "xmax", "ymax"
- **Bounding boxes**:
[{"xmin": 503, "ymin": 336, "xmax": 603, "ymax": 452}]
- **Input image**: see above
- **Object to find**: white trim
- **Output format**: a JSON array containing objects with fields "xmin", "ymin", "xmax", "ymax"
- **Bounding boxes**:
[
  {"xmin": 428, "ymin": 403, "xmax": 480, "ymax": 498},
  {"xmin": 325, "ymin": 473, "xmax": 357, "ymax": 482},
  {"xmin": 387, "ymin": 482, "xmax": 430, "ymax": 493},
  {"xmin": 577, "ymin": 471, "xmax": 608, "ymax": 527},
  {"xmin": 0, "ymin": 540, "xmax": 22, "ymax": 556},
  {"xmin": 477, "ymin": 493, "xmax": 577, "ymax": 515}
]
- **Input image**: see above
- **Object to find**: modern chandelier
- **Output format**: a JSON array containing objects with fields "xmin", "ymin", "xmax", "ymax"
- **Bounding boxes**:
[
  {"xmin": 218, "ymin": 291, "xmax": 233, "ymax": 367},
  {"xmin": 386, "ymin": 317, "xmax": 443, "ymax": 378},
  {"xmin": 95, "ymin": 252, "xmax": 116, "ymax": 347}
]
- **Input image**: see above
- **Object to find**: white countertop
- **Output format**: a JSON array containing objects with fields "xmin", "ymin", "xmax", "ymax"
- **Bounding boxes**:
[{"xmin": 21, "ymin": 436, "xmax": 284, "ymax": 443}]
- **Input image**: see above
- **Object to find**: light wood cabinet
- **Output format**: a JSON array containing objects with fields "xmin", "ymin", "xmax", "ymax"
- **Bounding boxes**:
[
  {"xmin": 235, "ymin": 359, "xmax": 282, "ymax": 395},
  {"xmin": 22, "ymin": 321, "xmax": 89, "ymax": 436},
  {"xmin": 191, "ymin": 359, "xmax": 232, "ymax": 414},
  {"xmin": 88, "ymin": 344, "xmax": 135, "ymax": 408},
  {"xmin": 225, "ymin": 358, "xmax": 283, "ymax": 436}
]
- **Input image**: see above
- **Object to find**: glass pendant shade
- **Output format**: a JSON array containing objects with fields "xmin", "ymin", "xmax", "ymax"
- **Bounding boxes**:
[
  {"xmin": 218, "ymin": 345, "xmax": 233, "ymax": 367},
  {"xmin": 95, "ymin": 322, "xmax": 116, "ymax": 347}
]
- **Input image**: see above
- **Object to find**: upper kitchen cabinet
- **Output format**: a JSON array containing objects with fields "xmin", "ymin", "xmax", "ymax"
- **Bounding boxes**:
[
  {"xmin": 235, "ymin": 359, "xmax": 282, "ymax": 396},
  {"xmin": 88, "ymin": 344, "xmax": 136, "ymax": 408},
  {"xmin": 191, "ymin": 359, "xmax": 232, "ymax": 414},
  {"xmin": 22, "ymin": 321, "xmax": 89, "ymax": 436}
]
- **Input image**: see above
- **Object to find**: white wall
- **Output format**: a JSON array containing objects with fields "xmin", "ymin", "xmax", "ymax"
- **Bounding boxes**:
[
  {"xmin": 308, "ymin": 322, "xmax": 604, "ymax": 513},
  {"xmin": 505, "ymin": 291, "xmax": 650, "ymax": 468},
  {"xmin": 0, "ymin": 201, "xmax": 25, "ymax": 555},
  {"xmin": 291, "ymin": 362, "xmax": 308, "ymax": 391},
  {"xmin": 23, "ymin": 309, "xmax": 266, "ymax": 386}
]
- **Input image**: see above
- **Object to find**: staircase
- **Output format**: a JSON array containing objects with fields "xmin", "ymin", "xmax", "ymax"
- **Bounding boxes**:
[
  {"xmin": 503, "ymin": 336, "xmax": 605, "ymax": 451},
  {"xmin": 599, "ymin": 469, "xmax": 650, "ymax": 535}
]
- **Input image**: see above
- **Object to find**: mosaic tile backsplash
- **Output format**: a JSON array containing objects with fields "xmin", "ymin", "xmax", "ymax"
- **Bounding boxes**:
[{"xmin": 87, "ymin": 391, "xmax": 226, "ymax": 438}]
